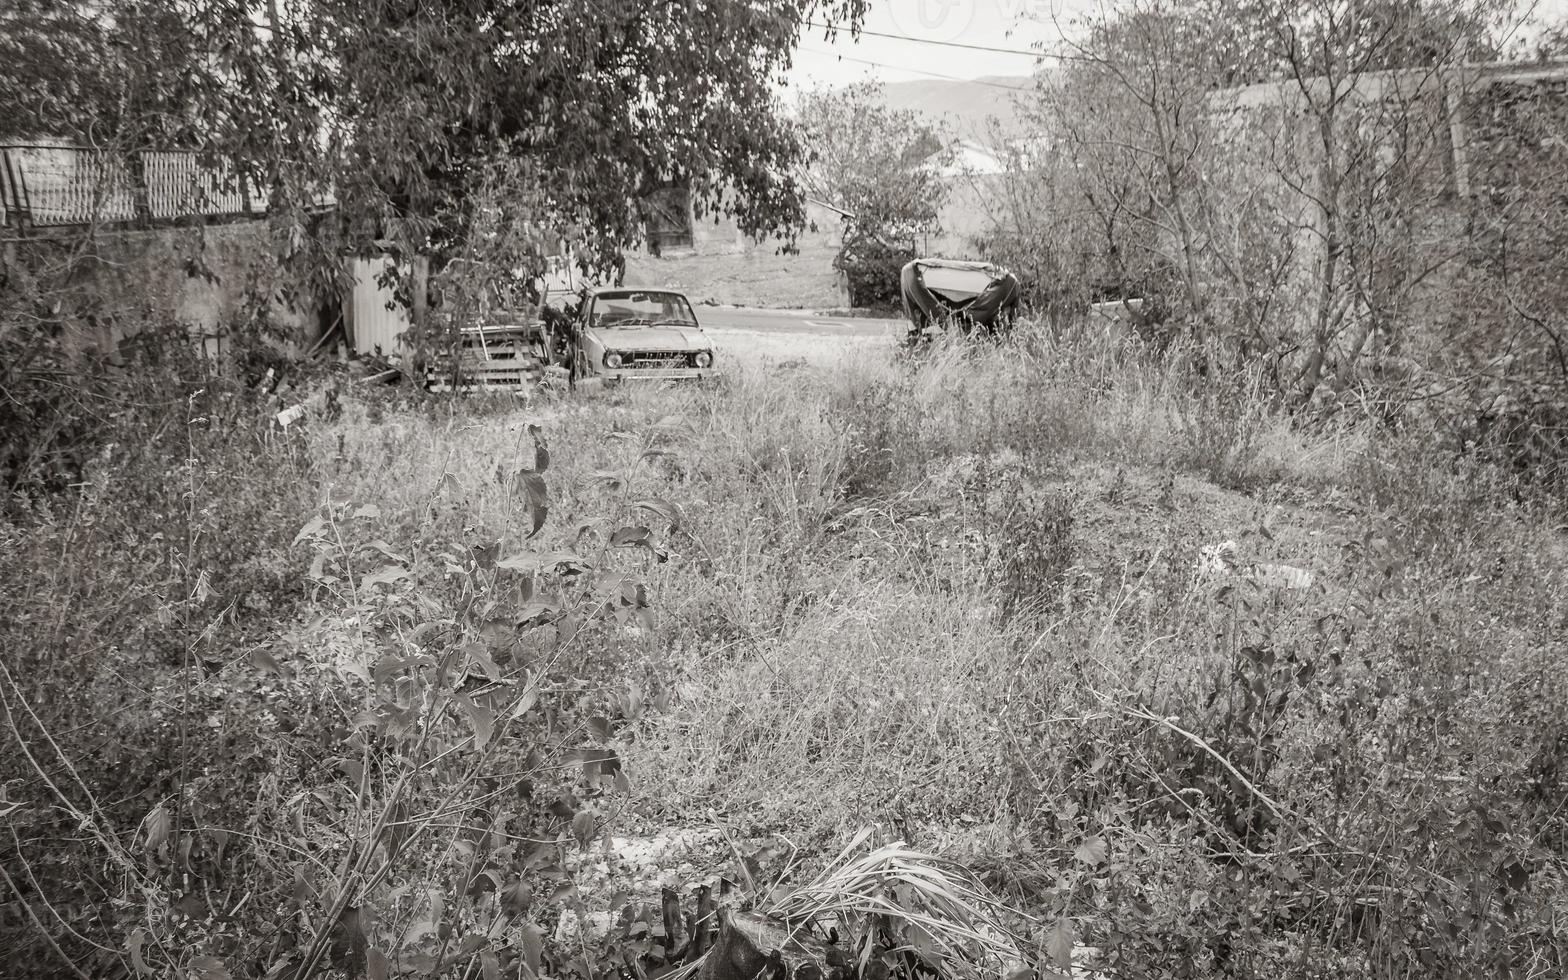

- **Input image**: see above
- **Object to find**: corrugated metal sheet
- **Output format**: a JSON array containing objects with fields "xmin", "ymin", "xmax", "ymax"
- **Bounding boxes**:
[
  {"xmin": 346, "ymin": 257, "xmax": 411, "ymax": 356},
  {"xmin": 1, "ymin": 153, "xmax": 18, "ymax": 227}
]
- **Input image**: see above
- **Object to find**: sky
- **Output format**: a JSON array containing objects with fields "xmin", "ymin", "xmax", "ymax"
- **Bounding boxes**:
[
  {"xmin": 786, "ymin": 0, "xmax": 1568, "ymax": 91},
  {"xmin": 787, "ymin": 0, "xmax": 1081, "ymax": 90}
]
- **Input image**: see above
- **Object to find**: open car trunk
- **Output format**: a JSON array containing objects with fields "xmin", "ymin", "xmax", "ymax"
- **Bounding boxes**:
[{"xmin": 900, "ymin": 258, "xmax": 1020, "ymax": 335}]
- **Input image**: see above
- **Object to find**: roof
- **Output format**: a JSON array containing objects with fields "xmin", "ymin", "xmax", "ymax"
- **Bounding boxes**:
[{"xmin": 938, "ymin": 139, "xmax": 1007, "ymax": 178}]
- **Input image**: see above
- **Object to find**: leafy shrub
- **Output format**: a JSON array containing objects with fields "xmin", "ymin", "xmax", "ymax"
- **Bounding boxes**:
[
  {"xmin": 835, "ymin": 237, "xmax": 914, "ymax": 311},
  {"xmin": 0, "ymin": 328, "xmax": 710, "ymax": 978}
]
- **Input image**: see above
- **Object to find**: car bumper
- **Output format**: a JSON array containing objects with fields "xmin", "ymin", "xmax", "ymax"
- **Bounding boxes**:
[{"xmin": 594, "ymin": 368, "xmax": 720, "ymax": 381}]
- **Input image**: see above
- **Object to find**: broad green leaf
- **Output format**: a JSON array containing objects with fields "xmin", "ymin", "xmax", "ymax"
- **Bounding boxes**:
[
  {"xmin": 516, "ymin": 599, "xmax": 559, "ymax": 625},
  {"xmin": 456, "ymin": 694, "xmax": 495, "ymax": 750},
  {"xmin": 501, "ymin": 879, "xmax": 534, "ymax": 916},
  {"xmin": 514, "ymin": 471, "xmax": 548, "ymax": 509},
  {"xmin": 362, "ymin": 565, "xmax": 411, "ymax": 590},
  {"xmin": 143, "ymin": 803, "xmax": 171, "ymax": 854},
  {"xmin": 497, "ymin": 552, "xmax": 540, "ymax": 573},
  {"xmin": 610, "ymin": 525, "xmax": 652, "ymax": 548},
  {"xmin": 128, "ymin": 929, "xmax": 154, "ymax": 977},
  {"xmin": 539, "ymin": 551, "xmax": 590, "ymax": 572},
  {"xmin": 509, "ymin": 686, "xmax": 539, "ymax": 721},
  {"xmin": 292, "ymin": 514, "xmax": 327, "ymax": 546},
  {"xmin": 1073, "ymin": 835, "xmax": 1107, "ymax": 867},
  {"xmin": 520, "ymin": 924, "xmax": 544, "ymax": 978},
  {"xmin": 570, "ymin": 809, "xmax": 597, "ymax": 850},
  {"xmin": 360, "ymin": 539, "xmax": 409, "ymax": 563},
  {"xmin": 307, "ymin": 552, "xmax": 334, "ymax": 584},
  {"xmin": 189, "ymin": 955, "xmax": 231, "ymax": 980},
  {"xmin": 1046, "ymin": 917, "xmax": 1075, "ymax": 970},
  {"xmin": 634, "ymin": 497, "xmax": 684, "ymax": 527}
]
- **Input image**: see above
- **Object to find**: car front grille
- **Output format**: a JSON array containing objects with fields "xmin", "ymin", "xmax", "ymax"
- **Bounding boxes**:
[{"xmin": 624, "ymin": 350, "xmax": 692, "ymax": 368}]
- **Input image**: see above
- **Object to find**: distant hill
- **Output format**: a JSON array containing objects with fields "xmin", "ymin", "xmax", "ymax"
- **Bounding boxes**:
[{"xmin": 876, "ymin": 75, "xmax": 1038, "ymax": 145}]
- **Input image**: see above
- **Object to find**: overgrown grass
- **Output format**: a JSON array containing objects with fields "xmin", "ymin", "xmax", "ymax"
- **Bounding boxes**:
[{"xmin": 3, "ymin": 318, "xmax": 1564, "ymax": 979}]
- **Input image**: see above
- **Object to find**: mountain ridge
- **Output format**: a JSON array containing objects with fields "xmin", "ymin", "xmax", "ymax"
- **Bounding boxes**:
[{"xmin": 875, "ymin": 74, "xmax": 1036, "ymax": 144}]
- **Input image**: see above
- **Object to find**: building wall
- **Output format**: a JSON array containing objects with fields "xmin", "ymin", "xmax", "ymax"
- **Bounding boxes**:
[
  {"xmin": 926, "ymin": 174, "xmax": 1010, "ymax": 259},
  {"xmin": 623, "ymin": 198, "xmax": 851, "ymax": 309}
]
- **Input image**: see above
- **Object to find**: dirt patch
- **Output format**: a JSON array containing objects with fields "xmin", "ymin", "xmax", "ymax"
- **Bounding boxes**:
[{"xmin": 708, "ymin": 327, "xmax": 890, "ymax": 368}]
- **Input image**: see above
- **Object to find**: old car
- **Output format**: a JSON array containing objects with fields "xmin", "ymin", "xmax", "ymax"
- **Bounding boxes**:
[
  {"xmin": 562, "ymin": 287, "xmax": 718, "ymax": 382},
  {"xmin": 899, "ymin": 258, "xmax": 1021, "ymax": 342}
]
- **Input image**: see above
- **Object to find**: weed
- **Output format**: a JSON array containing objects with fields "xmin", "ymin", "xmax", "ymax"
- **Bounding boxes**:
[
  {"xmin": 1172, "ymin": 356, "xmax": 1274, "ymax": 489},
  {"xmin": 5, "ymin": 313, "xmax": 1566, "ymax": 980},
  {"xmin": 830, "ymin": 375, "xmax": 922, "ymax": 500}
]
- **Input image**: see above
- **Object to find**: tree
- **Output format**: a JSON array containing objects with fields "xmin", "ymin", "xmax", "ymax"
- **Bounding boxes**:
[
  {"xmin": 1230, "ymin": 0, "xmax": 1514, "ymax": 400},
  {"xmin": 1043, "ymin": 0, "xmax": 1263, "ymax": 334},
  {"xmin": 968, "ymin": 114, "xmax": 1107, "ymax": 319},
  {"xmin": 5, "ymin": 0, "xmax": 871, "ymax": 334},
  {"xmin": 0, "ymin": 0, "xmax": 220, "ymax": 146},
  {"xmin": 1031, "ymin": 0, "xmax": 1521, "ymax": 396},
  {"xmin": 796, "ymin": 82, "xmax": 951, "ymax": 306}
]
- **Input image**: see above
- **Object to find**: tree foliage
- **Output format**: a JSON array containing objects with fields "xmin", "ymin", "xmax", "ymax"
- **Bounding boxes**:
[
  {"xmin": 4, "ymin": 0, "xmax": 871, "ymax": 307},
  {"xmin": 797, "ymin": 82, "xmax": 950, "ymax": 245},
  {"xmin": 994, "ymin": 0, "xmax": 1538, "ymax": 390},
  {"xmin": 796, "ymin": 82, "xmax": 950, "ymax": 306},
  {"xmin": 0, "ymin": 0, "xmax": 222, "ymax": 146}
]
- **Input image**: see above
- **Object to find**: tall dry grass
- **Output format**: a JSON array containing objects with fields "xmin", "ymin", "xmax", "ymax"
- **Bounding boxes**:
[{"xmin": 5, "ymin": 315, "xmax": 1564, "ymax": 978}]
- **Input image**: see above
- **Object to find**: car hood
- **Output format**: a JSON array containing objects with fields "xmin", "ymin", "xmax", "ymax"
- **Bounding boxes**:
[{"xmin": 585, "ymin": 326, "xmax": 708, "ymax": 350}]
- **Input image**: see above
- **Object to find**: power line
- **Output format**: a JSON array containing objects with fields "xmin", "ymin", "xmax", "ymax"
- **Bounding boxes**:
[
  {"xmin": 795, "ymin": 47, "xmax": 1037, "ymax": 90},
  {"xmin": 800, "ymin": 19, "xmax": 1051, "ymax": 59}
]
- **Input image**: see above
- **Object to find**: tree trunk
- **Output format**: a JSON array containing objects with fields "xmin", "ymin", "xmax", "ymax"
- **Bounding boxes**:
[
  {"xmin": 1148, "ymin": 96, "xmax": 1206, "ymax": 321},
  {"xmin": 1301, "ymin": 115, "xmax": 1343, "ymax": 406},
  {"xmin": 698, "ymin": 912, "xmax": 853, "ymax": 980},
  {"xmin": 411, "ymin": 253, "xmax": 430, "ymax": 338}
]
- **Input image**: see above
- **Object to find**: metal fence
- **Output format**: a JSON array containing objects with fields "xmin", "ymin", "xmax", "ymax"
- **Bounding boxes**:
[{"xmin": 1, "ymin": 143, "xmax": 268, "ymax": 229}]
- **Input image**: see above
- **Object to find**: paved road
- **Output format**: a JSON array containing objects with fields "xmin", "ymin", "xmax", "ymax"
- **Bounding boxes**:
[{"xmin": 697, "ymin": 305, "xmax": 904, "ymax": 337}]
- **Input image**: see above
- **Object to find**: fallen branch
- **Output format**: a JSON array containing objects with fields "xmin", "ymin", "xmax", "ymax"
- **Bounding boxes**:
[{"xmin": 1093, "ymin": 692, "xmax": 1287, "ymax": 823}]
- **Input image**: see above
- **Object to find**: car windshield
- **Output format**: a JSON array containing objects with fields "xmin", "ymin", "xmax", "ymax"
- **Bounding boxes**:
[{"xmin": 588, "ymin": 291, "xmax": 697, "ymax": 328}]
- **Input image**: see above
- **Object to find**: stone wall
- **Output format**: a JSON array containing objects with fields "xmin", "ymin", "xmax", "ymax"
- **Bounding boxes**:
[
  {"xmin": 3, "ymin": 219, "xmax": 319, "ymax": 354},
  {"xmin": 623, "ymin": 199, "xmax": 851, "ymax": 309}
]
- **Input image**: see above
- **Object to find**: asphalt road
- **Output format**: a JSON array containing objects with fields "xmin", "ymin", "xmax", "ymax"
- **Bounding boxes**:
[{"xmin": 697, "ymin": 305, "xmax": 904, "ymax": 338}]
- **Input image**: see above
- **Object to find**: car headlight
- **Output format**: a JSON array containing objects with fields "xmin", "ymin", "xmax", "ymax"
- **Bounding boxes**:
[
  {"xmin": 604, "ymin": 351, "xmax": 623, "ymax": 369},
  {"xmin": 694, "ymin": 350, "xmax": 713, "ymax": 368}
]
